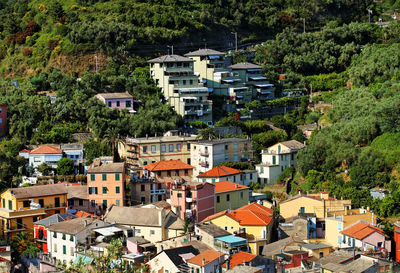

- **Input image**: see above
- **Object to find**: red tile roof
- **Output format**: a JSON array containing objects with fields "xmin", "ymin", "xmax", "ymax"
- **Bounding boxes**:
[
  {"xmin": 222, "ymin": 251, "xmax": 256, "ymax": 268},
  {"xmin": 143, "ymin": 160, "xmax": 194, "ymax": 171},
  {"xmin": 201, "ymin": 202, "xmax": 273, "ymax": 226},
  {"xmin": 187, "ymin": 250, "xmax": 224, "ymax": 266},
  {"xmin": 19, "ymin": 149, "xmax": 31, "ymax": 153},
  {"xmin": 30, "ymin": 145, "xmax": 62, "ymax": 154},
  {"xmin": 214, "ymin": 181, "xmax": 248, "ymax": 193},
  {"xmin": 74, "ymin": 210, "xmax": 100, "ymax": 219},
  {"xmin": 197, "ymin": 166, "xmax": 242, "ymax": 177},
  {"xmin": 341, "ymin": 221, "xmax": 385, "ymax": 240}
]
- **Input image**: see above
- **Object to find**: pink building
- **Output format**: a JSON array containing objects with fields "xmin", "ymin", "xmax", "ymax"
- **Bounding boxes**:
[
  {"xmin": 95, "ymin": 92, "xmax": 135, "ymax": 113},
  {"xmin": 170, "ymin": 181, "xmax": 215, "ymax": 223}
]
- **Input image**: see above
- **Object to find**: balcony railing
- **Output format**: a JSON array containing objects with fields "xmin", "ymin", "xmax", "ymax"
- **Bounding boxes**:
[{"xmin": 150, "ymin": 189, "xmax": 166, "ymax": 195}]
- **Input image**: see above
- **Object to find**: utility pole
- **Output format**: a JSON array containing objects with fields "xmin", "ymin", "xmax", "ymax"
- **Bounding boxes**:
[
  {"xmin": 302, "ymin": 18, "xmax": 305, "ymax": 33},
  {"xmin": 167, "ymin": 45, "xmax": 174, "ymax": 55},
  {"xmin": 95, "ymin": 55, "xmax": 98, "ymax": 73},
  {"xmin": 231, "ymin": 32, "xmax": 237, "ymax": 51}
]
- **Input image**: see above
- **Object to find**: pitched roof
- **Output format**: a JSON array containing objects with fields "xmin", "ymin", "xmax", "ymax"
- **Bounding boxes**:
[
  {"xmin": 300, "ymin": 243, "xmax": 331, "ymax": 250},
  {"xmin": 47, "ymin": 217, "xmax": 100, "ymax": 235},
  {"xmin": 196, "ymin": 223, "xmax": 231, "ymax": 237},
  {"xmin": 29, "ymin": 145, "xmax": 62, "ymax": 154},
  {"xmin": 96, "ymin": 92, "xmax": 133, "ymax": 99},
  {"xmin": 34, "ymin": 213, "xmax": 77, "ymax": 226},
  {"xmin": 229, "ymin": 62, "xmax": 262, "ymax": 70},
  {"xmin": 197, "ymin": 166, "xmax": 243, "ymax": 177},
  {"xmin": 278, "ymin": 140, "xmax": 306, "ymax": 150},
  {"xmin": 187, "ymin": 250, "xmax": 224, "ymax": 266},
  {"xmin": 74, "ymin": 210, "xmax": 100, "ymax": 219},
  {"xmin": 202, "ymin": 203, "xmax": 273, "ymax": 226},
  {"xmin": 87, "ymin": 162, "xmax": 125, "ymax": 173},
  {"xmin": 7, "ymin": 184, "xmax": 67, "ymax": 199},
  {"xmin": 19, "ymin": 149, "xmax": 31, "ymax": 153},
  {"xmin": 66, "ymin": 185, "xmax": 88, "ymax": 200},
  {"xmin": 184, "ymin": 48, "xmax": 225, "ymax": 57},
  {"xmin": 148, "ymin": 54, "xmax": 193, "ymax": 63},
  {"xmin": 214, "ymin": 181, "xmax": 248, "ymax": 193},
  {"xmin": 222, "ymin": 251, "xmax": 256, "ymax": 268},
  {"xmin": 143, "ymin": 160, "xmax": 194, "ymax": 171},
  {"xmin": 341, "ymin": 221, "xmax": 385, "ymax": 240},
  {"xmin": 261, "ymin": 236, "xmax": 304, "ymax": 257},
  {"xmin": 162, "ymin": 245, "xmax": 199, "ymax": 268}
]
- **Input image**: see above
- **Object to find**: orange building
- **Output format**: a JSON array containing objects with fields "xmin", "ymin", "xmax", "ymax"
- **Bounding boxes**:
[
  {"xmin": 0, "ymin": 105, "xmax": 6, "ymax": 137},
  {"xmin": 87, "ymin": 162, "xmax": 125, "ymax": 214}
]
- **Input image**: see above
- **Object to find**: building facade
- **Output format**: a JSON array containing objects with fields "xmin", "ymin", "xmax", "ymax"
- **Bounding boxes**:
[
  {"xmin": 190, "ymin": 138, "xmax": 252, "ymax": 176},
  {"xmin": 214, "ymin": 181, "xmax": 249, "ymax": 213},
  {"xmin": 95, "ymin": 92, "xmax": 135, "ymax": 113},
  {"xmin": 87, "ymin": 162, "xmax": 126, "ymax": 213},
  {"xmin": 129, "ymin": 176, "xmax": 166, "ymax": 205}
]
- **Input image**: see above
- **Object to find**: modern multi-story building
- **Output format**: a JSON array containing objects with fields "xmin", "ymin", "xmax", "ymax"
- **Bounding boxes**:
[
  {"xmin": 190, "ymin": 138, "xmax": 252, "ymax": 176},
  {"xmin": 129, "ymin": 175, "xmax": 167, "ymax": 205},
  {"xmin": 95, "ymin": 92, "xmax": 135, "ymax": 114},
  {"xmin": 0, "ymin": 184, "xmax": 68, "ymax": 239},
  {"xmin": 170, "ymin": 181, "xmax": 215, "ymax": 222},
  {"xmin": 118, "ymin": 132, "xmax": 196, "ymax": 171},
  {"xmin": 148, "ymin": 54, "xmax": 213, "ymax": 124},
  {"xmin": 0, "ymin": 105, "xmax": 6, "ymax": 137},
  {"xmin": 256, "ymin": 140, "xmax": 305, "ymax": 184},
  {"xmin": 87, "ymin": 162, "xmax": 126, "ymax": 213}
]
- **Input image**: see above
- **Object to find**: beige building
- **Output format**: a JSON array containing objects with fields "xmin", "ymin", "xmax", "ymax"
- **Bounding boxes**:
[
  {"xmin": 118, "ymin": 132, "xmax": 196, "ymax": 170},
  {"xmin": 279, "ymin": 192, "xmax": 351, "ymax": 220},
  {"xmin": 104, "ymin": 206, "xmax": 184, "ymax": 244},
  {"xmin": 148, "ymin": 55, "xmax": 213, "ymax": 124},
  {"xmin": 190, "ymin": 138, "xmax": 252, "ymax": 176}
]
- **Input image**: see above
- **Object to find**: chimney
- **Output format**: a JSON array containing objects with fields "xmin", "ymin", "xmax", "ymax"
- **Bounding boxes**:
[
  {"xmin": 235, "ymin": 184, "xmax": 238, "ymax": 188},
  {"xmin": 159, "ymin": 209, "xmax": 165, "ymax": 228},
  {"xmin": 202, "ymin": 258, "xmax": 205, "ymax": 265}
]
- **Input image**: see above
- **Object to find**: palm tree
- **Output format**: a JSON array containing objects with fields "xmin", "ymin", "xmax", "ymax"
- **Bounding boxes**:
[
  {"xmin": 103, "ymin": 127, "xmax": 122, "ymax": 162},
  {"xmin": 11, "ymin": 232, "xmax": 40, "ymax": 263},
  {"xmin": 196, "ymin": 127, "xmax": 217, "ymax": 140}
]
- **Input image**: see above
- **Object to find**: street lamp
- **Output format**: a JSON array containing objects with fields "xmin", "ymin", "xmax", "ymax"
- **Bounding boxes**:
[{"xmin": 231, "ymin": 32, "xmax": 237, "ymax": 51}]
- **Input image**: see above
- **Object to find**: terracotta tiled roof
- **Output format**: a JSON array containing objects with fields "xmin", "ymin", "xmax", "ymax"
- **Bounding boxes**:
[
  {"xmin": 7, "ymin": 184, "xmax": 67, "ymax": 199},
  {"xmin": 30, "ymin": 145, "xmax": 62, "ymax": 154},
  {"xmin": 187, "ymin": 250, "xmax": 224, "ymax": 266},
  {"xmin": 19, "ymin": 149, "xmax": 31, "ymax": 153},
  {"xmin": 341, "ymin": 221, "xmax": 385, "ymax": 240},
  {"xmin": 214, "ymin": 181, "xmax": 248, "ymax": 193},
  {"xmin": 87, "ymin": 162, "xmax": 125, "ymax": 173},
  {"xmin": 74, "ymin": 210, "xmax": 100, "ymax": 219},
  {"xmin": 222, "ymin": 251, "xmax": 256, "ymax": 268},
  {"xmin": 198, "ymin": 166, "xmax": 243, "ymax": 177},
  {"xmin": 201, "ymin": 202, "xmax": 273, "ymax": 226},
  {"xmin": 143, "ymin": 160, "xmax": 194, "ymax": 171}
]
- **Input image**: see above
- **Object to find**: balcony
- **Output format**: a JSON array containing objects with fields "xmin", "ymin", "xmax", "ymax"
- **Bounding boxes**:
[
  {"xmin": 150, "ymin": 189, "xmax": 166, "ymax": 195},
  {"xmin": 186, "ymin": 197, "xmax": 193, "ymax": 203},
  {"xmin": 199, "ymin": 161, "xmax": 209, "ymax": 168},
  {"xmin": 199, "ymin": 150, "xmax": 209, "ymax": 157},
  {"xmin": 0, "ymin": 207, "xmax": 46, "ymax": 219}
]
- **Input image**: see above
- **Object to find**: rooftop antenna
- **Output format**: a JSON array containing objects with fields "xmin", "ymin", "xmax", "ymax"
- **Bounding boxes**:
[{"xmin": 167, "ymin": 45, "xmax": 174, "ymax": 55}]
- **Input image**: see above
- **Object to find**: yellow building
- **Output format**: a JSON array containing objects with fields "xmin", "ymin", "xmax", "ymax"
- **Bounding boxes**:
[
  {"xmin": 201, "ymin": 203, "xmax": 274, "ymax": 255},
  {"xmin": 148, "ymin": 54, "xmax": 213, "ymax": 124},
  {"xmin": 214, "ymin": 181, "xmax": 249, "ymax": 212},
  {"xmin": 0, "ymin": 184, "xmax": 67, "ymax": 239},
  {"xmin": 324, "ymin": 207, "xmax": 377, "ymax": 248},
  {"xmin": 300, "ymin": 243, "xmax": 332, "ymax": 259},
  {"xmin": 279, "ymin": 192, "xmax": 351, "ymax": 220},
  {"xmin": 118, "ymin": 132, "xmax": 196, "ymax": 170}
]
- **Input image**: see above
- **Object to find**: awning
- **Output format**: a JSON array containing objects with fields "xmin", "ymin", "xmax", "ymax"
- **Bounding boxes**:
[
  {"xmin": 208, "ymin": 88, "xmax": 214, "ymax": 92},
  {"xmin": 222, "ymin": 78, "xmax": 241, "ymax": 83},
  {"xmin": 209, "ymin": 55, "xmax": 221, "ymax": 59},
  {"xmin": 180, "ymin": 97, "xmax": 198, "ymax": 100},
  {"xmin": 216, "ymin": 235, "xmax": 247, "ymax": 247},
  {"xmin": 249, "ymin": 76, "xmax": 267, "ymax": 80},
  {"xmin": 94, "ymin": 226, "xmax": 123, "ymax": 236},
  {"xmin": 260, "ymin": 91, "xmax": 272, "ymax": 95},
  {"xmin": 140, "ymin": 243, "xmax": 155, "ymax": 248},
  {"xmin": 247, "ymin": 68, "xmax": 262, "ymax": 72},
  {"xmin": 255, "ymin": 84, "xmax": 274, "ymax": 88},
  {"xmin": 232, "ymin": 87, "xmax": 248, "ymax": 91},
  {"xmin": 179, "ymin": 87, "xmax": 208, "ymax": 93}
]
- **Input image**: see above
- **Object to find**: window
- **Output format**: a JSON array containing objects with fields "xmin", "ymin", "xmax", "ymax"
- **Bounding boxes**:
[
  {"xmin": 71, "ymin": 247, "xmax": 74, "ymax": 256},
  {"xmin": 240, "ymin": 192, "xmax": 244, "ymax": 199},
  {"xmin": 300, "ymin": 207, "xmax": 305, "ymax": 213},
  {"xmin": 39, "ymin": 199, "xmax": 44, "ymax": 208},
  {"xmin": 116, "ymin": 101, "xmax": 120, "ymax": 107},
  {"xmin": 183, "ymin": 80, "xmax": 187, "ymax": 85},
  {"xmin": 151, "ymin": 145, "xmax": 156, "ymax": 153},
  {"xmin": 116, "ymin": 186, "xmax": 120, "ymax": 194},
  {"xmin": 103, "ymin": 200, "xmax": 107, "ymax": 208},
  {"xmin": 55, "ymin": 197, "xmax": 60, "ymax": 207},
  {"xmin": 226, "ymin": 194, "xmax": 230, "ymax": 201},
  {"xmin": 70, "ymin": 235, "xmax": 74, "ymax": 242},
  {"xmin": 17, "ymin": 219, "xmax": 23, "ymax": 228},
  {"xmin": 115, "ymin": 173, "xmax": 120, "ymax": 181},
  {"xmin": 169, "ymin": 144, "xmax": 174, "ymax": 152},
  {"xmin": 23, "ymin": 200, "xmax": 30, "ymax": 208},
  {"xmin": 125, "ymin": 100, "xmax": 131, "ymax": 108},
  {"xmin": 78, "ymin": 199, "xmax": 83, "ymax": 206},
  {"xmin": 53, "ymin": 232, "xmax": 57, "ymax": 238},
  {"xmin": 108, "ymin": 101, "xmax": 112, "ymax": 107},
  {"xmin": 63, "ymin": 245, "xmax": 66, "ymax": 255},
  {"xmin": 233, "ymin": 143, "xmax": 238, "ymax": 149},
  {"xmin": 187, "ymin": 143, "xmax": 190, "ymax": 150},
  {"xmin": 102, "ymin": 187, "xmax": 108, "ymax": 194},
  {"xmin": 175, "ymin": 170, "xmax": 179, "ymax": 176},
  {"xmin": 190, "ymin": 79, "xmax": 193, "ymax": 85},
  {"xmin": 338, "ymin": 236, "xmax": 342, "ymax": 244},
  {"xmin": 225, "ymin": 145, "xmax": 228, "ymax": 150},
  {"xmin": 272, "ymin": 156, "xmax": 276, "ymax": 165},
  {"xmin": 177, "ymin": 144, "xmax": 181, "ymax": 151},
  {"xmin": 34, "ymin": 157, "xmax": 41, "ymax": 162},
  {"xmin": 217, "ymin": 196, "xmax": 220, "ymax": 203},
  {"xmin": 89, "ymin": 187, "xmax": 98, "ymax": 194},
  {"xmin": 150, "ymin": 230, "xmax": 155, "ymax": 235},
  {"xmin": 141, "ymin": 185, "xmax": 145, "ymax": 191},
  {"xmin": 231, "ymin": 226, "xmax": 234, "ymax": 230},
  {"xmin": 224, "ymin": 226, "xmax": 228, "ymax": 230},
  {"xmin": 161, "ymin": 145, "xmax": 166, "ymax": 152},
  {"xmin": 90, "ymin": 174, "xmax": 95, "ymax": 181},
  {"xmin": 338, "ymin": 222, "xmax": 343, "ymax": 231},
  {"xmin": 177, "ymin": 193, "xmax": 182, "ymax": 198},
  {"xmin": 91, "ymin": 200, "xmax": 95, "ymax": 207},
  {"xmin": 8, "ymin": 200, "xmax": 12, "ymax": 210},
  {"xmin": 184, "ymin": 169, "xmax": 189, "ymax": 176},
  {"xmin": 102, "ymin": 174, "xmax": 107, "ymax": 181},
  {"xmin": 116, "ymin": 199, "xmax": 120, "ymax": 206},
  {"xmin": 2, "ymin": 199, "xmax": 4, "ymax": 208},
  {"xmin": 167, "ymin": 170, "xmax": 171, "ymax": 176},
  {"xmin": 62, "ymin": 234, "xmax": 66, "ymax": 240},
  {"xmin": 234, "ymin": 155, "xmax": 238, "ymax": 161},
  {"xmin": 141, "ymin": 197, "xmax": 145, "ymax": 203}
]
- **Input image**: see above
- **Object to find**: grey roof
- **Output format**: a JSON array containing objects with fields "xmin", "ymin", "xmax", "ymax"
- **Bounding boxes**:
[
  {"xmin": 190, "ymin": 137, "xmax": 249, "ymax": 145},
  {"xmin": 60, "ymin": 143, "xmax": 84, "ymax": 151},
  {"xmin": 66, "ymin": 185, "xmax": 88, "ymax": 200},
  {"xmin": 127, "ymin": 236, "xmax": 150, "ymax": 245},
  {"xmin": 96, "ymin": 92, "xmax": 133, "ymax": 99},
  {"xmin": 87, "ymin": 162, "xmax": 125, "ymax": 173},
  {"xmin": 301, "ymin": 243, "xmax": 331, "ymax": 250},
  {"xmin": 196, "ymin": 223, "xmax": 231, "ymax": 238},
  {"xmin": 164, "ymin": 211, "xmax": 185, "ymax": 230},
  {"xmin": 47, "ymin": 217, "xmax": 102, "ymax": 235},
  {"xmin": 185, "ymin": 240, "xmax": 213, "ymax": 253},
  {"xmin": 148, "ymin": 54, "xmax": 193, "ymax": 63},
  {"xmin": 226, "ymin": 265, "xmax": 262, "ymax": 273},
  {"xmin": 317, "ymin": 250, "xmax": 354, "ymax": 266},
  {"xmin": 34, "ymin": 213, "xmax": 77, "ymax": 226},
  {"xmin": 341, "ymin": 258, "xmax": 376, "ymax": 273},
  {"xmin": 262, "ymin": 236, "xmax": 304, "ymax": 257},
  {"xmin": 229, "ymin": 62, "xmax": 262, "ymax": 70},
  {"xmin": 297, "ymin": 124, "xmax": 318, "ymax": 132},
  {"xmin": 279, "ymin": 140, "xmax": 306, "ymax": 150},
  {"xmin": 8, "ymin": 184, "xmax": 67, "ymax": 199},
  {"xmin": 185, "ymin": 48, "xmax": 225, "ymax": 57}
]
